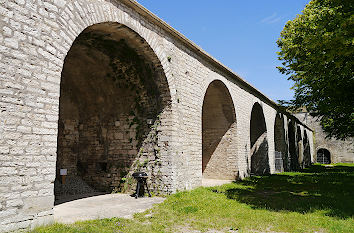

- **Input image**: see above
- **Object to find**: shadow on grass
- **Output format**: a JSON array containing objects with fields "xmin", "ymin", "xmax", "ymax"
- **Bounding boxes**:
[{"xmin": 211, "ymin": 165, "xmax": 354, "ymax": 219}]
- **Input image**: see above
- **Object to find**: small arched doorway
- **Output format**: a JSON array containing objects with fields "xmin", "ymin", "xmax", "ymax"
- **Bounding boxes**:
[
  {"xmin": 250, "ymin": 102, "xmax": 269, "ymax": 175},
  {"xmin": 202, "ymin": 80, "xmax": 238, "ymax": 180},
  {"xmin": 317, "ymin": 148, "xmax": 331, "ymax": 164}
]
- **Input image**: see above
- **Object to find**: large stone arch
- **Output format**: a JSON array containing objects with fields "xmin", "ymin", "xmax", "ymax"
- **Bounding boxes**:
[
  {"xmin": 55, "ymin": 22, "xmax": 173, "ymax": 203},
  {"xmin": 250, "ymin": 102, "xmax": 270, "ymax": 175},
  {"xmin": 274, "ymin": 113, "xmax": 287, "ymax": 172},
  {"xmin": 50, "ymin": 0, "xmax": 178, "ymax": 199},
  {"xmin": 56, "ymin": 1, "xmax": 175, "ymax": 93},
  {"xmin": 202, "ymin": 80, "xmax": 238, "ymax": 180},
  {"xmin": 42, "ymin": 1, "xmax": 178, "ymax": 192}
]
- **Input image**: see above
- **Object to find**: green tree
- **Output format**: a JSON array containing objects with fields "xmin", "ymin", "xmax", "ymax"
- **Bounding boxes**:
[{"xmin": 277, "ymin": 0, "xmax": 354, "ymax": 139}]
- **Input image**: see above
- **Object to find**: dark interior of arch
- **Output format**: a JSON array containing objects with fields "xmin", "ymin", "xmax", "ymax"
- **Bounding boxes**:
[
  {"xmin": 274, "ymin": 113, "xmax": 288, "ymax": 172},
  {"xmin": 288, "ymin": 122, "xmax": 299, "ymax": 171},
  {"xmin": 303, "ymin": 131, "xmax": 311, "ymax": 167},
  {"xmin": 55, "ymin": 22, "xmax": 171, "ymax": 204},
  {"xmin": 250, "ymin": 103, "xmax": 269, "ymax": 175},
  {"xmin": 296, "ymin": 126, "xmax": 303, "ymax": 167},
  {"xmin": 202, "ymin": 80, "xmax": 238, "ymax": 180},
  {"xmin": 297, "ymin": 126, "xmax": 302, "ymax": 143},
  {"xmin": 317, "ymin": 148, "xmax": 331, "ymax": 164}
]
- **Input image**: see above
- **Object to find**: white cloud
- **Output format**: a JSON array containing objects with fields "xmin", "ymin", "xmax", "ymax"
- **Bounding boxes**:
[{"xmin": 261, "ymin": 13, "xmax": 281, "ymax": 24}]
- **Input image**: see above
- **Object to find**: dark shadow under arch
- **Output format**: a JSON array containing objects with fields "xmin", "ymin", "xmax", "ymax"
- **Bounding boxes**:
[
  {"xmin": 288, "ymin": 121, "xmax": 298, "ymax": 171},
  {"xmin": 202, "ymin": 80, "xmax": 238, "ymax": 180},
  {"xmin": 274, "ymin": 113, "xmax": 288, "ymax": 172},
  {"xmin": 55, "ymin": 22, "xmax": 171, "ymax": 204},
  {"xmin": 296, "ymin": 126, "xmax": 303, "ymax": 168},
  {"xmin": 250, "ymin": 103, "xmax": 269, "ymax": 175},
  {"xmin": 303, "ymin": 131, "xmax": 311, "ymax": 167}
]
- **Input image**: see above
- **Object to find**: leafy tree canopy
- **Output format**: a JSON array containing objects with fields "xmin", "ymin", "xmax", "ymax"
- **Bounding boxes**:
[{"xmin": 277, "ymin": 0, "xmax": 354, "ymax": 139}]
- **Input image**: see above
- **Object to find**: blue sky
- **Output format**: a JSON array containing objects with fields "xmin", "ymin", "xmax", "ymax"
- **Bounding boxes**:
[{"xmin": 136, "ymin": 0, "xmax": 310, "ymax": 102}]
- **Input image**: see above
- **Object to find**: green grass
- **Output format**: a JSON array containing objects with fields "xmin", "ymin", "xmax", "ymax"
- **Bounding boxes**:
[{"xmin": 32, "ymin": 164, "xmax": 354, "ymax": 233}]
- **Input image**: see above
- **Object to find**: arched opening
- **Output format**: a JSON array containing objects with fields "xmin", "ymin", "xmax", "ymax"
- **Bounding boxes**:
[
  {"xmin": 274, "ymin": 113, "xmax": 287, "ymax": 172},
  {"xmin": 202, "ymin": 80, "xmax": 237, "ymax": 180},
  {"xmin": 317, "ymin": 148, "xmax": 331, "ymax": 164},
  {"xmin": 297, "ymin": 126, "xmax": 303, "ymax": 168},
  {"xmin": 288, "ymin": 121, "xmax": 298, "ymax": 171},
  {"xmin": 250, "ymin": 103, "xmax": 269, "ymax": 175},
  {"xmin": 303, "ymin": 131, "xmax": 311, "ymax": 167},
  {"xmin": 55, "ymin": 22, "xmax": 171, "ymax": 204}
]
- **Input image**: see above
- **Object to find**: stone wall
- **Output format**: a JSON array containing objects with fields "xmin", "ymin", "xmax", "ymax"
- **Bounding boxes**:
[
  {"xmin": 54, "ymin": 24, "xmax": 172, "ymax": 201},
  {"xmin": 0, "ymin": 0, "xmax": 313, "ymax": 231},
  {"xmin": 296, "ymin": 112, "xmax": 354, "ymax": 163}
]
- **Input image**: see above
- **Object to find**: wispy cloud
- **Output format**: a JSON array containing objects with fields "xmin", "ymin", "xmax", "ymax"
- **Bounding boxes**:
[{"xmin": 260, "ymin": 13, "xmax": 281, "ymax": 24}]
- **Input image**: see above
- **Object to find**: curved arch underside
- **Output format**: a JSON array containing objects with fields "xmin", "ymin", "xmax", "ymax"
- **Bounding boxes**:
[
  {"xmin": 202, "ymin": 80, "xmax": 238, "ymax": 180},
  {"xmin": 250, "ymin": 103, "xmax": 270, "ymax": 175},
  {"xmin": 55, "ymin": 22, "xmax": 171, "ymax": 203}
]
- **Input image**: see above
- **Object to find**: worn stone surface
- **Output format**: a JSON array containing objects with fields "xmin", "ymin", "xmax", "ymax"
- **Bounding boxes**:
[
  {"xmin": 0, "ymin": 0, "xmax": 314, "ymax": 231},
  {"xmin": 55, "ymin": 25, "xmax": 169, "ymax": 201},
  {"xmin": 54, "ymin": 194, "xmax": 165, "ymax": 224},
  {"xmin": 202, "ymin": 80, "xmax": 237, "ymax": 180},
  {"xmin": 296, "ymin": 112, "xmax": 354, "ymax": 164}
]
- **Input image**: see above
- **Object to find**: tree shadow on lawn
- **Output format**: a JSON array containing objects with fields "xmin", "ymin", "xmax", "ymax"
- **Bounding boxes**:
[{"xmin": 212, "ymin": 165, "xmax": 354, "ymax": 219}]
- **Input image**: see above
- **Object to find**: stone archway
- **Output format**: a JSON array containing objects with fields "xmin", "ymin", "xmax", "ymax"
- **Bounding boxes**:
[
  {"xmin": 202, "ymin": 80, "xmax": 238, "ymax": 180},
  {"xmin": 55, "ymin": 22, "xmax": 172, "ymax": 204},
  {"xmin": 274, "ymin": 113, "xmax": 287, "ymax": 172},
  {"xmin": 250, "ymin": 103, "xmax": 270, "ymax": 175}
]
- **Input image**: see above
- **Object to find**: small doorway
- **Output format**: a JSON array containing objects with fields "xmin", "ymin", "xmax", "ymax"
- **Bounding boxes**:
[{"xmin": 316, "ymin": 148, "xmax": 331, "ymax": 164}]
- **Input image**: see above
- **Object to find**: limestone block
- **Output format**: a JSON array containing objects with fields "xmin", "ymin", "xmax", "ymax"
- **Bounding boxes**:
[
  {"xmin": 0, "ymin": 208, "xmax": 17, "ymax": 219},
  {"xmin": 0, "ymin": 166, "xmax": 17, "ymax": 175},
  {"xmin": 6, "ymin": 199, "xmax": 23, "ymax": 208},
  {"xmin": 22, "ymin": 196, "xmax": 53, "ymax": 215}
]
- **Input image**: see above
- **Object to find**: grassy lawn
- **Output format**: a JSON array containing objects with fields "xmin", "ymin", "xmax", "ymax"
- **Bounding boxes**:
[{"xmin": 32, "ymin": 164, "xmax": 354, "ymax": 233}]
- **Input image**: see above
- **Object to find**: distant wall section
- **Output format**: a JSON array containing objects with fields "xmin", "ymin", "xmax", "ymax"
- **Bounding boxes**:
[{"xmin": 295, "ymin": 112, "xmax": 354, "ymax": 163}]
